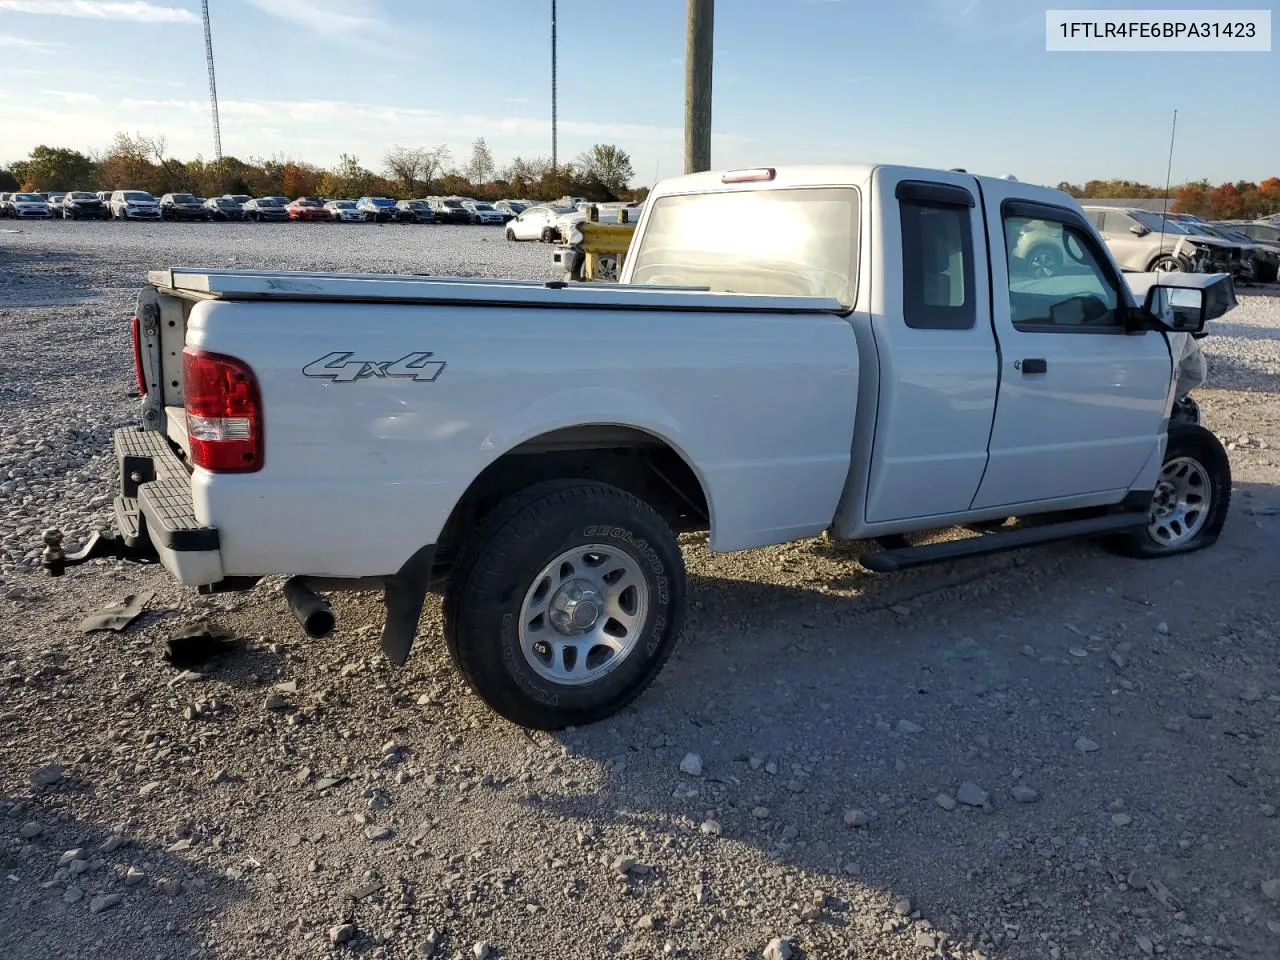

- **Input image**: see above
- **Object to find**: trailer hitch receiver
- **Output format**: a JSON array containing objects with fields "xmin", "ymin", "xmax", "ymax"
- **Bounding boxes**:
[{"xmin": 40, "ymin": 528, "xmax": 157, "ymax": 577}]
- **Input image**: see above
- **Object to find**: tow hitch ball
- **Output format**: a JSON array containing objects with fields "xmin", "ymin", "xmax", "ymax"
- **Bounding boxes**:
[{"xmin": 39, "ymin": 528, "xmax": 154, "ymax": 577}]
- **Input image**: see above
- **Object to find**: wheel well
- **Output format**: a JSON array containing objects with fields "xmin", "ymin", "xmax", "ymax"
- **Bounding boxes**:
[{"xmin": 434, "ymin": 426, "xmax": 710, "ymax": 571}]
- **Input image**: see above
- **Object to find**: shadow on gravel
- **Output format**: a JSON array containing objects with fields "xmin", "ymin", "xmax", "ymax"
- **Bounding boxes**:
[
  {"xmin": 1210, "ymin": 320, "xmax": 1280, "ymax": 342},
  {"xmin": 0, "ymin": 792, "xmax": 250, "ymax": 960},
  {"xmin": 0, "ymin": 249, "xmax": 101, "ymax": 308},
  {"xmin": 1206, "ymin": 355, "xmax": 1280, "ymax": 393},
  {"xmin": 519, "ymin": 485, "xmax": 1280, "ymax": 959}
]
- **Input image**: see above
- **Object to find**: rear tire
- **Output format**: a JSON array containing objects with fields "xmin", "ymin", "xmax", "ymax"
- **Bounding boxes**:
[
  {"xmin": 1106, "ymin": 424, "xmax": 1231, "ymax": 558},
  {"xmin": 506, "ymin": 227, "xmax": 516, "ymax": 241},
  {"xmin": 443, "ymin": 480, "xmax": 686, "ymax": 730}
]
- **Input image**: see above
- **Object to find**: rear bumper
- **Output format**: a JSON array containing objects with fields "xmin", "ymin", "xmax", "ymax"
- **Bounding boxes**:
[{"xmin": 113, "ymin": 427, "xmax": 223, "ymax": 586}]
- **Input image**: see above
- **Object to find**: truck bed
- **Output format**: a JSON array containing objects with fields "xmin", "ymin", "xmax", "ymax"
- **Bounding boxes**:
[{"xmin": 147, "ymin": 268, "xmax": 845, "ymax": 314}]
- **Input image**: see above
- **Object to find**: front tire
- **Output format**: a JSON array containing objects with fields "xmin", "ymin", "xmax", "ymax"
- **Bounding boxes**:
[
  {"xmin": 506, "ymin": 227, "xmax": 516, "ymax": 241},
  {"xmin": 1107, "ymin": 424, "xmax": 1230, "ymax": 558},
  {"xmin": 443, "ymin": 480, "xmax": 686, "ymax": 730}
]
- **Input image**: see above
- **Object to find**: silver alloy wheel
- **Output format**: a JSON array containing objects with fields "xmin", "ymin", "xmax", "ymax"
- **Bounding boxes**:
[
  {"xmin": 518, "ymin": 544, "xmax": 649, "ymax": 686},
  {"xmin": 1148, "ymin": 456, "xmax": 1211, "ymax": 547},
  {"xmin": 595, "ymin": 254, "xmax": 620, "ymax": 282},
  {"xmin": 1152, "ymin": 256, "xmax": 1183, "ymax": 272},
  {"xmin": 1028, "ymin": 249, "xmax": 1058, "ymax": 278}
]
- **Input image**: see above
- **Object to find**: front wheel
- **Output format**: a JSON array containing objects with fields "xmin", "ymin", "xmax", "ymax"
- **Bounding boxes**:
[
  {"xmin": 506, "ymin": 227, "xmax": 516, "ymax": 241},
  {"xmin": 1107, "ymin": 424, "xmax": 1230, "ymax": 558},
  {"xmin": 1149, "ymin": 254, "xmax": 1186, "ymax": 273},
  {"xmin": 443, "ymin": 480, "xmax": 686, "ymax": 730}
]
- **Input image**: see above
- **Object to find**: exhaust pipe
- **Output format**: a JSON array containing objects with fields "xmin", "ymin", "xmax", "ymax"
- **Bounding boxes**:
[{"xmin": 282, "ymin": 577, "xmax": 335, "ymax": 639}]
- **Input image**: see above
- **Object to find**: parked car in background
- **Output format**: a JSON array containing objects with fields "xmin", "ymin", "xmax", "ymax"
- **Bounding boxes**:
[
  {"xmin": 427, "ymin": 196, "xmax": 471, "ymax": 224},
  {"xmin": 45, "ymin": 192, "xmax": 67, "ymax": 215},
  {"xmin": 110, "ymin": 190, "xmax": 161, "ymax": 220},
  {"xmin": 96, "ymin": 191, "xmax": 112, "ymax": 208},
  {"xmin": 61, "ymin": 191, "xmax": 108, "ymax": 220},
  {"xmin": 505, "ymin": 203, "xmax": 570, "ymax": 241},
  {"xmin": 460, "ymin": 200, "xmax": 506, "ymax": 225},
  {"xmin": 0, "ymin": 192, "xmax": 10, "ymax": 215},
  {"xmin": 160, "ymin": 192, "xmax": 210, "ymax": 221},
  {"xmin": 324, "ymin": 199, "xmax": 362, "ymax": 222},
  {"xmin": 225, "ymin": 194, "xmax": 253, "ymax": 206},
  {"xmin": 356, "ymin": 196, "xmax": 399, "ymax": 222},
  {"xmin": 1223, "ymin": 220, "xmax": 1280, "ymax": 246},
  {"xmin": 203, "ymin": 196, "xmax": 245, "ymax": 221},
  {"xmin": 493, "ymin": 199, "xmax": 526, "ymax": 221},
  {"xmin": 1083, "ymin": 206, "xmax": 1237, "ymax": 273},
  {"xmin": 396, "ymin": 199, "xmax": 436, "ymax": 223},
  {"xmin": 3, "ymin": 192, "xmax": 52, "ymax": 219},
  {"xmin": 242, "ymin": 197, "xmax": 290, "ymax": 222},
  {"xmin": 286, "ymin": 197, "xmax": 331, "ymax": 222}
]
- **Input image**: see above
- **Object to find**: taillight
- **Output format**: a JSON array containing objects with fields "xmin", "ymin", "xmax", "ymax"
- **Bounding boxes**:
[
  {"xmin": 130, "ymin": 315, "xmax": 146, "ymax": 395},
  {"xmin": 181, "ymin": 347, "xmax": 264, "ymax": 473}
]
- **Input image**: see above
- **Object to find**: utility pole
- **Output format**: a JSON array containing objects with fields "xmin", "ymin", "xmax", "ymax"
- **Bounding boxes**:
[
  {"xmin": 201, "ymin": 0, "xmax": 223, "ymax": 165},
  {"xmin": 550, "ymin": 0, "xmax": 558, "ymax": 173},
  {"xmin": 684, "ymin": 0, "xmax": 713, "ymax": 174}
]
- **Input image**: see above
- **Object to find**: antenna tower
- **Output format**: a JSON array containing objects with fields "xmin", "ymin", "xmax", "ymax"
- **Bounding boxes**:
[{"xmin": 202, "ymin": 0, "xmax": 224, "ymax": 164}]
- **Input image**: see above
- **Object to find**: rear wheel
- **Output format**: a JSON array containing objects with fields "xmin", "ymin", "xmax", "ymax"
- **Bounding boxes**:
[
  {"xmin": 1025, "ymin": 244, "xmax": 1062, "ymax": 278},
  {"xmin": 506, "ymin": 227, "xmax": 516, "ymax": 241},
  {"xmin": 443, "ymin": 480, "xmax": 686, "ymax": 730},
  {"xmin": 1106, "ymin": 424, "xmax": 1230, "ymax": 558},
  {"xmin": 1149, "ymin": 254, "xmax": 1185, "ymax": 273}
]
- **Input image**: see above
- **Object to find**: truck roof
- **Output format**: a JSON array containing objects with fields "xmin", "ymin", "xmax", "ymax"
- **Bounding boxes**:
[
  {"xmin": 650, "ymin": 164, "xmax": 1073, "ymax": 208},
  {"xmin": 146, "ymin": 268, "xmax": 844, "ymax": 314}
]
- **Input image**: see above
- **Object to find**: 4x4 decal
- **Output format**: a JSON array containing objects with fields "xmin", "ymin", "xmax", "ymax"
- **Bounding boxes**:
[{"xmin": 302, "ymin": 351, "xmax": 446, "ymax": 383}]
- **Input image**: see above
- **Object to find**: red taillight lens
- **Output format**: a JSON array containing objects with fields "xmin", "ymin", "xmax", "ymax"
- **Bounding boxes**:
[
  {"xmin": 182, "ymin": 347, "xmax": 264, "ymax": 473},
  {"xmin": 130, "ymin": 315, "xmax": 146, "ymax": 395}
]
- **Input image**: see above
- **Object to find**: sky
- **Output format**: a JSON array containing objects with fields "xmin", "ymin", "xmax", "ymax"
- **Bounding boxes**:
[{"xmin": 0, "ymin": 0, "xmax": 1276, "ymax": 188}]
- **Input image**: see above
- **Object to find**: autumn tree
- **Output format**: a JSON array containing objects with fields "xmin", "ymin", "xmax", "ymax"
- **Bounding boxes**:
[
  {"xmin": 574, "ymin": 144, "xmax": 634, "ymax": 196},
  {"xmin": 465, "ymin": 138, "xmax": 495, "ymax": 185},
  {"xmin": 282, "ymin": 162, "xmax": 320, "ymax": 198},
  {"xmin": 9, "ymin": 145, "xmax": 96, "ymax": 191}
]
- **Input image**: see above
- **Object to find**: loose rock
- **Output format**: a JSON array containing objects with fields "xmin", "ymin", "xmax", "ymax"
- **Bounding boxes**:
[
  {"xmin": 763, "ymin": 937, "xmax": 794, "ymax": 960},
  {"xmin": 957, "ymin": 782, "xmax": 989, "ymax": 807},
  {"xmin": 1074, "ymin": 736, "xmax": 1100, "ymax": 753},
  {"xmin": 678, "ymin": 753, "xmax": 702, "ymax": 777},
  {"xmin": 329, "ymin": 924, "xmax": 356, "ymax": 945},
  {"xmin": 1010, "ymin": 785, "xmax": 1040, "ymax": 804}
]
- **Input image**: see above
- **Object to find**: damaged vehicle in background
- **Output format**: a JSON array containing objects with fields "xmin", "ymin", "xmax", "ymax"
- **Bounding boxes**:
[
  {"xmin": 1165, "ymin": 215, "xmax": 1278, "ymax": 284},
  {"xmin": 1083, "ymin": 206, "xmax": 1239, "ymax": 274}
]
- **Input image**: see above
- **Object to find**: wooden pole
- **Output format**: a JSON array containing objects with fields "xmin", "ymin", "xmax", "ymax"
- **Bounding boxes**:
[{"xmin": 684, "ymin": 0, "xmax": 713, "ymax": 174}]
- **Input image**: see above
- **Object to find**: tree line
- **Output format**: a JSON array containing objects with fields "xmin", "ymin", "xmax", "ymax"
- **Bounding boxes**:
[
  {"xmin": 0, "ymin": 135, "xmax": 644, "ymax": 204},
  {"xmin": 1056, "ymin": 177, "xmax": 1280, "ymax": 219}
]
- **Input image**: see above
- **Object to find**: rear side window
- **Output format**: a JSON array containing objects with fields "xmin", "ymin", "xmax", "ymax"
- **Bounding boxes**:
[
  {"xmin": 628, "ymin": 187, "xmax": 860, "ymax": 307},
  {"xmin": 899, "ymin": 200, "xmax": 975, "ymax": 330}
]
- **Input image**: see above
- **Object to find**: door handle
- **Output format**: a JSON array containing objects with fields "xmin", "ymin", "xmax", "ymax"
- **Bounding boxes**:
[{"xmin": 1016, "ymin": 358, "xmax": 1048, "ymax": 374}]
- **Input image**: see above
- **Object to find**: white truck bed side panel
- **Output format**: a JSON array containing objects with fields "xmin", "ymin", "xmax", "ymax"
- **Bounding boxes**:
[{"xmin": 185, "ymin": 300, "xmax": 858, "ymax": 577}]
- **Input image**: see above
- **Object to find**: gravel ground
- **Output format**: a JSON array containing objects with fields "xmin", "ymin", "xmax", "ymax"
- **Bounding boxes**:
[{"xmin": 2, "ymin": 222, "xmax": 1279, "ymax": 960}]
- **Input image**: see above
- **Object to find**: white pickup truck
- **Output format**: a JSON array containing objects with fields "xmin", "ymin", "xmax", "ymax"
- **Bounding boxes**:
[{"xmin": 44, "ymin": 164, "xmax": 1239, "ymax": 730}]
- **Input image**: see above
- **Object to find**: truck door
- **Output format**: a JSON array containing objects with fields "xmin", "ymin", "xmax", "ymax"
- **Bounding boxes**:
[
  {"xmin": 970, "ymin": 180, "xmax": 1172, "ymax": 510},
  {"xmin": 861, "ymin": 171, "xmax": 1000, "ymax": 523}
]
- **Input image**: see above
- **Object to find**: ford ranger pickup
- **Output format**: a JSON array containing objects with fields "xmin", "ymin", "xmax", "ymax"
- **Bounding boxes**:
[{"xmin": 42, "ymin": 164, "xmax": 1239, "ymax": 730}]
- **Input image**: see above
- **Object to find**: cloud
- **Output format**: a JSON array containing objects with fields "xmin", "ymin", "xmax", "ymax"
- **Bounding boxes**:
[
  {"xmin": 0, "ymin": 91, "xmax": 755, "ymax": 186},
  {"xmin": 237, "ymin": 0, "xmax": 386, "ymax": 40},
  {"xmin": 0, "ymin": 32, "xmax": 56, "ymax": 50},
  {"xmin": 0, "ymin": 1, "xmax": 198, "ymax": 22}
]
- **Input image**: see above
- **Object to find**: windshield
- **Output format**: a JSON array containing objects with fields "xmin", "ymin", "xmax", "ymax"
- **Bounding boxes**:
[
  {"xmin": 1130, "ymin": 210, "xmax": 1192, "ymax": 235},
  {"xmin": 332, "ymin": 200, "xmax": 355, "ymax": 208},
  {"xmin": 442, "ymin": 200, "xmax": 462, "ymax": 208},
  {"xmin": 259, "ymin": 198, "xmax": 283, "ymax": 207},
  {"xmin": 629, "ymin": 187, "xmax": 861, "ymax": 307},
  {"xmin": 69, "ymin": 192, "xmax": 97, "ymax": 200},
  {"xmin": 172, "ymin": 194, "xmax": 197, "ymax": 203},
  {"xmin": 215, "ymin": 198, "xmax": 239, "ymax": 208},
  {"xmin": 123, "ymin": 191, "xmax": 154, "ymax": 202},
  {"xmin": 15, "ymin": 193, "xmax": 43, "ymax": 202},
  {"xmin": 471, "ymin": 203, "xmax": 494, "ymax": 211},
  {"xmin": 408, "ymin": 201, "xmax": 429, "ymax": 208},
  {"xmin": 295, "ymin": 199, "xmax": 322, "ymax": 207}
]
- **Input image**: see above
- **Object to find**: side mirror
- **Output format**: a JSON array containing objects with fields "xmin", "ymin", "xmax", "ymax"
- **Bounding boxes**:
[
  {"xmin": 1143, "ymin": 285, "xmax": 1207, "ymax": 332},
  {"xmin": 1130, "ymin": 223, "xmax": 1149, "ymax": 236}
]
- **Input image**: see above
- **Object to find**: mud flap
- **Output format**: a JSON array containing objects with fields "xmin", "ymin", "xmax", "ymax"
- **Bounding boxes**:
[{"xmin": 380, "ymin": 544, "xmax": 438, "ymax": 666}]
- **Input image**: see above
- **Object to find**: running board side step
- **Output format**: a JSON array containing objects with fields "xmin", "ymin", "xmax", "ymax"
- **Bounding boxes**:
[{"xmin": 858, "ymin": 511, "xmax": 1147, "ymax": 573}]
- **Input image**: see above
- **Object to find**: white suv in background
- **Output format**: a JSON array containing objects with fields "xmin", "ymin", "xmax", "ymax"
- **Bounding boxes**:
[{"xmin": 110, "ymin": 190, "xmax": 162, "ymax": 220}]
